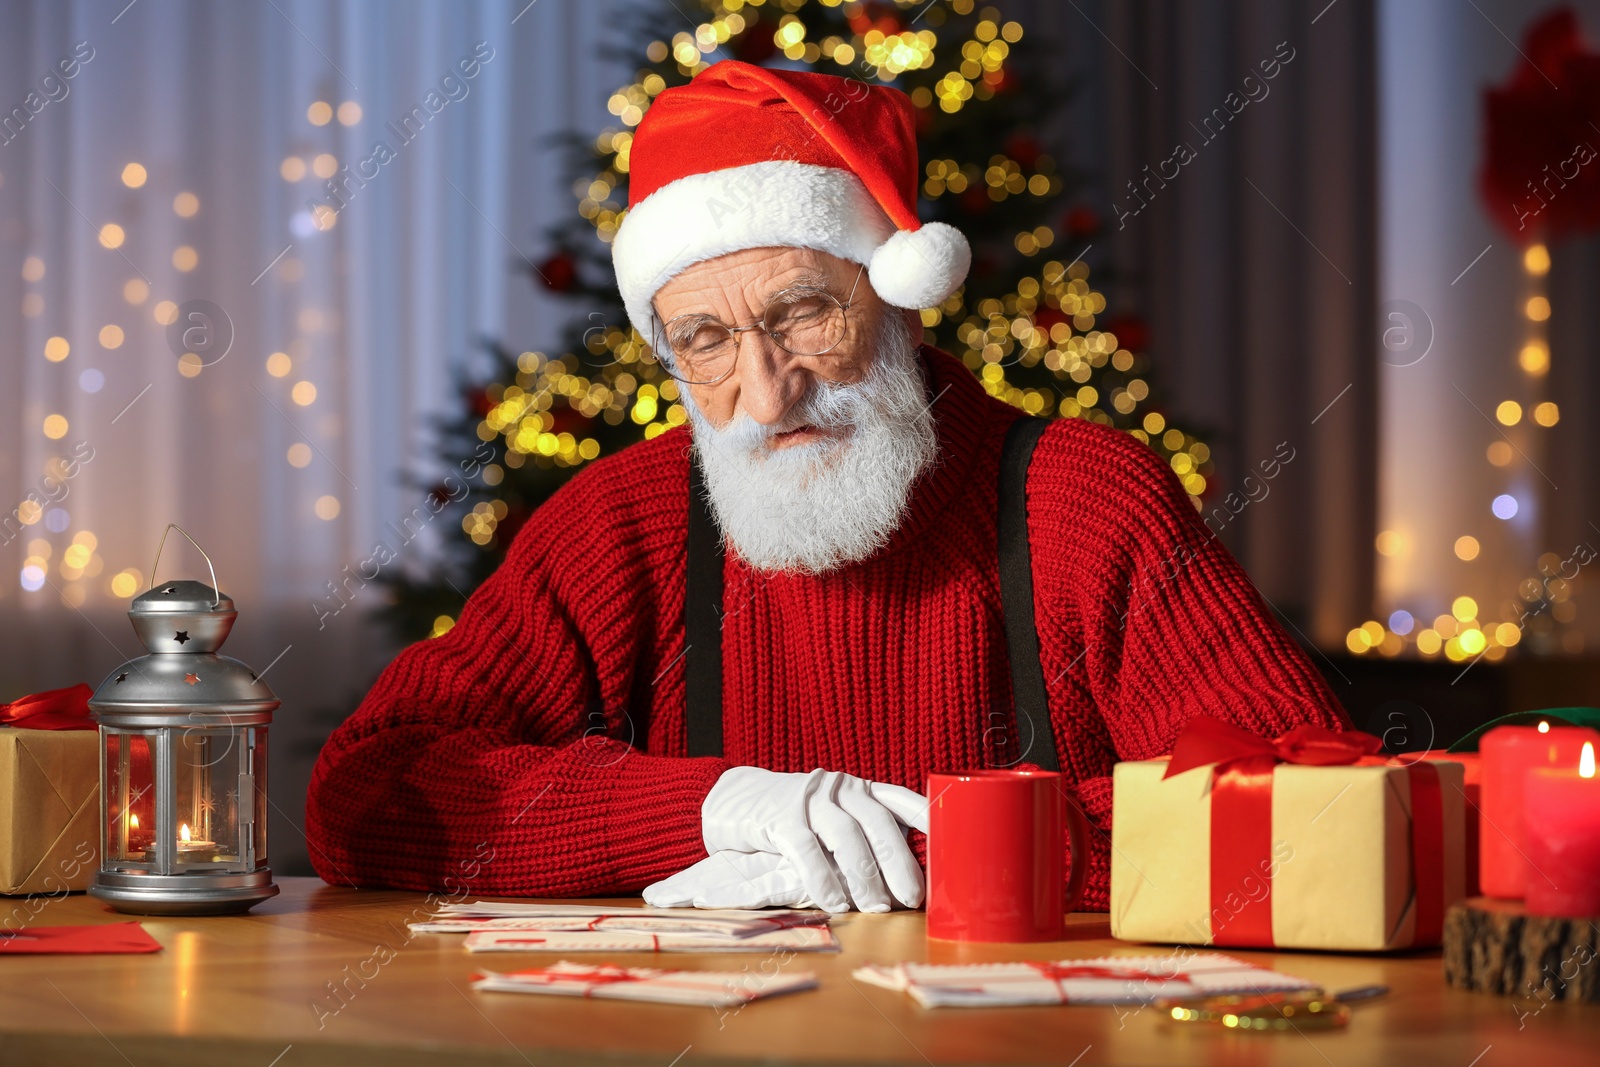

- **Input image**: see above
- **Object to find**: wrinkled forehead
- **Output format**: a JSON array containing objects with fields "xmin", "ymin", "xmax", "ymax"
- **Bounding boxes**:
[{"xmin": 652, "ymin": 250, "xmax": 854, "ymax": 325}]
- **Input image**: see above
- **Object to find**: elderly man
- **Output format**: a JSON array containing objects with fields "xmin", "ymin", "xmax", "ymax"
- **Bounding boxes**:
[{"xmin": 306, "ymin": 61, "xmax": 1348, "ymax": 913}]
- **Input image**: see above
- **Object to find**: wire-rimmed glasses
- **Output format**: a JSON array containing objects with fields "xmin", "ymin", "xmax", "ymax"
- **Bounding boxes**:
[{"xmin": 650, "ymin": 263, "xmax": 866, "ymax": 386}]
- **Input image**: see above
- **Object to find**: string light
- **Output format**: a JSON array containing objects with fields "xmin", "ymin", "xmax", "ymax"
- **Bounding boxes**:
[{"xmin": 1365, "ymin": 234, "xmax": 1579, "ymax": 661}]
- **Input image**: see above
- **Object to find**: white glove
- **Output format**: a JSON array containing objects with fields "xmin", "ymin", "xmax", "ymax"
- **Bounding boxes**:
[
  {"xmin": 643, "ymin": 850, "xmax": 816, "ymax": 910},
  {"xmin": 700, "ymin": 767, "xmax": 929, "ymax": 913}
]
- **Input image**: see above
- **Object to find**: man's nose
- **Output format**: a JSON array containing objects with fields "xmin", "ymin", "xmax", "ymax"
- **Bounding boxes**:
[{"xmin": 732, "ymin": 329, "xmax": 806, "ymax": 426}]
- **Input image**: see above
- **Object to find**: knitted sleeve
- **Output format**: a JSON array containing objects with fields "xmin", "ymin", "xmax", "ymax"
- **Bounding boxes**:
[
  {"xmin": 1028, "ymin": 419, "xmax": 1351, "ymax": 908},
  {"xmin": 305, "ymin": 464, "xmax": 728, "ymax": 897}
]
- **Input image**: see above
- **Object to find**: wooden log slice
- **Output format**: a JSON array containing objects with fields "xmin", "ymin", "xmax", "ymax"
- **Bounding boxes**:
[{"xmin": 1443, "ymin": 898, "xmax": 1600, "ymax": 1002}]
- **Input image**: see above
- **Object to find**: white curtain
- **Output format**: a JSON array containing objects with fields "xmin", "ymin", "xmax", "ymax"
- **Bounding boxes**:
[{"xmin": 0, "ymin": 0, "xmax": 635, "ymax": 872}]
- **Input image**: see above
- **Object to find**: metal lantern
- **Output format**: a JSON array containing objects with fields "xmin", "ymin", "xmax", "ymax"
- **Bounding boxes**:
[{"xmin": 87, "ymin": 526, "xmax": 280, "ymax": 915}]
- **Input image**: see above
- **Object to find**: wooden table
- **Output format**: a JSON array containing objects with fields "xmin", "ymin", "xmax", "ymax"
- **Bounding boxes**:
[{"xmin": 0, "ymin": 877, "xmax": 1594, "ymax": 1066}]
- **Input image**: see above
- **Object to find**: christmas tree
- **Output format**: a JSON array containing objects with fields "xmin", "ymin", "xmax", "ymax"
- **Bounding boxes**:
[{"xmin": 379, "ymin": 0, "xmax": 1213, "ymax": 641}]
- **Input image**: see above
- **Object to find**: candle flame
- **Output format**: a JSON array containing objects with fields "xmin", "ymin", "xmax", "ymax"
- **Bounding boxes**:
[
  {"xmin": 1538, "ymin": 720, "xmax": 1550, "ymax": 734},
  {"xmin": 1583, "ymin": 743, "xmax": 1596, "ymax": 779},
  {"xmin": 180, "ymin": 823, "xmax": 192, "ymax": 843},
  {"xmin": 128, "ymin": 813, "xmax": 139, "ymax": 830}
]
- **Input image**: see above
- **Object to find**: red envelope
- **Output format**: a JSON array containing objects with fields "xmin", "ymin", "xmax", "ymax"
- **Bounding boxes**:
[{"xmin": 0, "ymin": 921, "xmax": 161, "ymax": 954}]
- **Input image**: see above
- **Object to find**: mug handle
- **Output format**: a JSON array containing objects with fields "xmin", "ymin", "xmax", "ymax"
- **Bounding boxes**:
[{"xmin": 1063, "ymin": 788, "xmax": 1090, "ymax": 913}]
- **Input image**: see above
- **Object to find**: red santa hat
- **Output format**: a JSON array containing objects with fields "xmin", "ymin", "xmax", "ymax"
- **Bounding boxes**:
[{"xmin": 612, "ymin": 60, "xmax": 970, "ymax": 345}]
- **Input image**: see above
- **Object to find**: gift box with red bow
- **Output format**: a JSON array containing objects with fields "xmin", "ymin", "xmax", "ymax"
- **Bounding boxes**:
[
  {"xmin": 1110, "ymin": 717, "xmax": 1466, "ymax": 952},
  {"xmin": 1, "ymin": 684, "xmax": 100, "ymax": 896}
]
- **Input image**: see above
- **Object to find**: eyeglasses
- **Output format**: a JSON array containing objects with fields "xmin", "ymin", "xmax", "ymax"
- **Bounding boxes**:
[{"xmin": 650, "ymin": 263, "xmax": 866, "ymax": 386}]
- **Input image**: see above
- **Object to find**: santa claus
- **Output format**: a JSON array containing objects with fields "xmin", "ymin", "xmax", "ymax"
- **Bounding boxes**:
[{"xmin": 306, "ymin": 61, "xmax": 1348, "ymax": 913}]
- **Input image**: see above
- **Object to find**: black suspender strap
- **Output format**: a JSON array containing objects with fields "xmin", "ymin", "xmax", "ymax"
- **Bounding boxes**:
[
  {"xmin": 684, "ymin": 450, "xmax": 726, "ymax": 757},
  {"xmin": 682, "ymin": 418, "xmax": 1060, "ymax": 769},
  {"xmin": 997, "ymin": 416, "xmax": 1060, "ymax": 771}
]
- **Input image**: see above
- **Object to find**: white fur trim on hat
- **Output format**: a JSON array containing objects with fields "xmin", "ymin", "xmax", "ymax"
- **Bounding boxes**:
[{"xmin": 613, "ymin": 160, "xmax": 967, "ymax": 345}]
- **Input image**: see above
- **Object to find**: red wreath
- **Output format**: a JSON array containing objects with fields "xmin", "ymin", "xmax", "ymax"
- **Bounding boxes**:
[{"xmin": 1479, "ymin": 7, "xmax": 1600, "ymax": 243}]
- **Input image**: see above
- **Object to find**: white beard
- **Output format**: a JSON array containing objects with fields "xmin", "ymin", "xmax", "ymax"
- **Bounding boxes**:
[{"xmin": 681, "ymin": 314, "xmax": 939, "ymax": 575}]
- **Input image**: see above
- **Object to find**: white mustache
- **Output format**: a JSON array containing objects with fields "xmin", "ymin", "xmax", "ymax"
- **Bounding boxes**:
[{"xmin": 707, "ymin": 373, "xmax": 877, "ymax": 453}]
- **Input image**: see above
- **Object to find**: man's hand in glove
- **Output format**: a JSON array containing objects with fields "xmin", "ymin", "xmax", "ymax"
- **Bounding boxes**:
[
  {"xmin": 643, "ymin": 850, "xmax": 816, "ymax": 910},
  {"xmin": 689, "ymin": 767, "xmax": 929, "ymax": 913}
]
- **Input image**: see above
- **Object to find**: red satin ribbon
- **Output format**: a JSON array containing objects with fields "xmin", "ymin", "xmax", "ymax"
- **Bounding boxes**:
[
  {"xmin": 0, "ymin": 683, "xmax": 95, "ymax": 731},
  {"xmin": 1163, "ymin": 716, "xmax": 1382, "ymax": 779},
  {"xmin": 1162, "ymin": 717, "xmax": 1444, "ymax": 948},
  {"xmin": 1407, "ymin": 761, "xmax": 1444, "ymax": 946}
]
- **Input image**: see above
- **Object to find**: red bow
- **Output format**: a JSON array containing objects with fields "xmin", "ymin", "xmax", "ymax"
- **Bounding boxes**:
[
  {"xmin": 1163, "ymin": 716, "xmax": 1382, "ymax": 780},
  {"xmin": 0, "ymin": 683, "xmax": 95, "ymax": 731}
]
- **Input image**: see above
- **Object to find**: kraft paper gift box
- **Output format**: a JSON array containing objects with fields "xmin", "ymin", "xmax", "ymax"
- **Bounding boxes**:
[
  {"xmin": 1110, "ymin": 718, "xmax": 1466, "ymax": 952},
  {"xmin": 1, "ymin": 685, "xmax": 101, "ymax": 896}
]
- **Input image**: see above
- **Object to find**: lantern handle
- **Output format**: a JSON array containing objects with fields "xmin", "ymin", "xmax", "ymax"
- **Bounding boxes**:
[{"xmin": 148, "ymin": 524, "xmax": 221, "ymax": 607}]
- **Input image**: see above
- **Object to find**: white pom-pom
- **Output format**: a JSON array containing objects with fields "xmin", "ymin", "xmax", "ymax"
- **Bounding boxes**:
[{"xmin": 867, "ymin": 222, "xmax": 971, "ymax": 310}]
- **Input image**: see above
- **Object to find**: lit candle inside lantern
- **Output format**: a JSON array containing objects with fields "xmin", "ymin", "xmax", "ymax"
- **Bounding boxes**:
[
  {"xmin": 1480, "ymin": 723, "xmax": 1600, "ymax": 898},
  {"xmin": 123, "ymin": 809, "xmax": 153, "ymax": 852},
  {"xmin": 1524, "ymin": 743, "xmax": 1600, "ymax": 918},
  {"xmin": 175, "ymin": 822, "xmax": 218, "ymax": 861}
]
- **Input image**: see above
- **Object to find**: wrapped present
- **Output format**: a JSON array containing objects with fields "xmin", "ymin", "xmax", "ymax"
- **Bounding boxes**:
[
  {"xmin": 0, "ymin": 685, "xmax": 100, "ymax": 896},
  {"xmin": 1111, "ymin": 717, "xmax": 1465, "ymax": 952}
]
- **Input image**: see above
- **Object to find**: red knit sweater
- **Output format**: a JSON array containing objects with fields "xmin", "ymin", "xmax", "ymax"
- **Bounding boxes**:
[{"xmin": 306, "ymin": 346, "xmax": 1350, "ymax": 909}]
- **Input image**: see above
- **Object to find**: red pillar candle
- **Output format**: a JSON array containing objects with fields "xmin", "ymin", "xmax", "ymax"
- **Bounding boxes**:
[
  {"xmin": 1480, "ymin": 723, "xmax": 1600, "ymax": 899},
  {"xmin": 1524, "ymin": 743, "xmax": 1600, "ymax": 918}
]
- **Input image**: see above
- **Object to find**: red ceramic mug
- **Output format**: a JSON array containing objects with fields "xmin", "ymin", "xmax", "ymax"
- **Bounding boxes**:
[{"xmin": 925, "ymin": 769, "xmax": 1089, "ymax": 942}]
